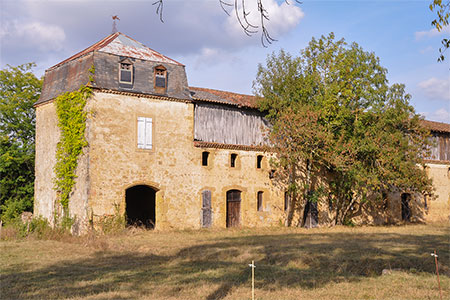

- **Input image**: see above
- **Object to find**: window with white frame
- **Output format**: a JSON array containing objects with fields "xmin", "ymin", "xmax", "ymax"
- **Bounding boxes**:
[{"xmin": 137, "ymin": 117, "xmax": 152, "ymax": 149}]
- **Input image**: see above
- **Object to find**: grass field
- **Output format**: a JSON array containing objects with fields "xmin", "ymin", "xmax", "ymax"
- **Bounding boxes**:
[{"xmin": 1, "ymin": 223, "xmax": 449, "ymax": 299}]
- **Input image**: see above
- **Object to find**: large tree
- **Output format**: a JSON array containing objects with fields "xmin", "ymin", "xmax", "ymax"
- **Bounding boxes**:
[
  {"xmin": 0, "ymin": 63, "xmax": 42, "ymax": 222},
  {"xmin": 254, "ymin": 34, "xmax": 433, "ymax": 226},
  {"xmin": 430, "ymin": 0, "xmax": 450, "ymax": 61}
]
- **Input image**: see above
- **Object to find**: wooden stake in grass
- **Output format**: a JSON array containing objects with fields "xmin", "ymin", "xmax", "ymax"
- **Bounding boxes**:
[
  {"xmin": 249, "ymin": 260, "xmax": 255, "ymax": 300},
  {"xmin": 431, "ymin": 250, "xmax": 442, "ymax": 300}
]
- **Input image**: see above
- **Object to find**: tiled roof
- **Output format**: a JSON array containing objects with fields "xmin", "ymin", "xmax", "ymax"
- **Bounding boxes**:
[
  {"xmin": 194, "ymin": 141, "xmax": 265, "ymax": 152},
  {"xmin": 189, "ymin": 87, "xmax": 258, "ymax": 108},
  {"xmin": 420, "ymin": 120, "xmax": 450, "ymax": 133},
  {"xmin": 49, "ymin": 32, "xmax": 183, "ymax": 70}
]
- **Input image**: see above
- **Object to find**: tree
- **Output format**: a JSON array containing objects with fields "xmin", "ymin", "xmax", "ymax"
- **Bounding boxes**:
[
  {"xmin": 254, "ymin": 34, "xmax": 433, "ymax": 226},
  {"xmin": 0, "ymin": 63, "xmax": 42, "ymax": 222},
  {"xmin": 430, "ymin": 0, "xmax": 450, "ymax": 61},
  {"xmin": 152, "ymin": 0, "xmax": 300, "ymax": 47}
]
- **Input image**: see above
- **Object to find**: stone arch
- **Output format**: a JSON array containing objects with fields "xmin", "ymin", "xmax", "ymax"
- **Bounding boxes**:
[{"xmin": 125, "ymin": 184, "xmax": 159, "ymax": 228}]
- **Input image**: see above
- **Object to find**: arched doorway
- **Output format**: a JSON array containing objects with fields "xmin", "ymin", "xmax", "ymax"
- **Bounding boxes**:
[
  {"xmin": 125, "ymin": 185, "xmax": 156, "ymax": 228},
  {"xmin": 226, "ymin": 189, "xmax": 241, "ymax": 227}
]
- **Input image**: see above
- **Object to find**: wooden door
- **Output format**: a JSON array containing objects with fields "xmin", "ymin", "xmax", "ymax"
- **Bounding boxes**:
[
  {"xmin": 226, "ymin": 190, "xmax": 241, "ymax": 227},
  {"xmin": 202, "ymin": 190, "xmax": 212, "ymax": 228}
]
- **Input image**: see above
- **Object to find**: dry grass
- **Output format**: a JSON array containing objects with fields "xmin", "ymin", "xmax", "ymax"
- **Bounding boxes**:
[{"xmin": 1, "ymin": 224, "xmax": 449, "ymax": 299}]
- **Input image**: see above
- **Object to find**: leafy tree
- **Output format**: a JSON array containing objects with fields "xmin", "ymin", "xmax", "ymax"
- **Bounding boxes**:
[
  {"xmin": 254, "ymin": 34, "xmax": 433, "ymax": 226},
  {"xmin": 0, "ymin": 63, "xmax": 42, "ymax": 222},
  {"xmin": 430, "ymin": 0, "xmax": 450, "ymax": 61}
]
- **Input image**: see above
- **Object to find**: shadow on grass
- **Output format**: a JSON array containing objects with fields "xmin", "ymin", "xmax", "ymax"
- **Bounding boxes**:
[{"xmin": 1, "ymin": 228, "xmax": 449, "ymax": 299}]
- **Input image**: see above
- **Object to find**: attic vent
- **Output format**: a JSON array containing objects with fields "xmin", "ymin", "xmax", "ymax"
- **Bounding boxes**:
[
  {"xmin": 154, "ymin": 65, "xmax": 167, "ymax": 94},
  {"xmin": 119, "ymin": 60, "xmax": 133, "ymax": 84}
]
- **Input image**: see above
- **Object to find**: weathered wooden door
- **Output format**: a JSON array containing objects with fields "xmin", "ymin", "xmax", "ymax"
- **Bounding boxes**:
[
  {"xmin": 202, "ymin": 190, "xmax": 212, "ymax": 228},
  {"xmin": 302, "ymin": 198, "xmax": 318, "ymax": 228},
  {"xmin": 226, "ymin": 190, "xmax": 241, "ymax": 228}
]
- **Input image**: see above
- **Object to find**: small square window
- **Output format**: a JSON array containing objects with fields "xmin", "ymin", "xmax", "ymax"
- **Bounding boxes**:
[
  {"xmin": 119, "ymin": 62, "xmax": 133, "ymax": 84},
  {"xmin": 257, "ymin": 155, "xmax": 263, "ymax": 169},
  {"xmin": 230, "ymin": 153, "xmax": 237, "ymax": 168},
  {"xmin": 154, "ymin": 66, "xmax": 167, "ymax": 94},
  {"xmin": 202, "ymin": 151, "xmax": 209, "ymax": 166},
  {"xmin": 257, "ymin": 191, "xmax": 263, "ymax": 211}
]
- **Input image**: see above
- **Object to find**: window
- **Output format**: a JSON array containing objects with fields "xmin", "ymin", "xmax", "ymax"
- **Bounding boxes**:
[
  {"xmin": 269, "ymin": 169, "xmax": 275, "ymax": 179},
  {"xmin": 154, "ymin": 65, "xmax": 167, "ymax": 94},
  {"xmin": 137, "ymin": 117, "xmax": 152, "ymax": 149},
  {"xmin": 119, "ymin": 60, "xmax": 133, "ymax": 84},
  {"xmin": 230, "ymin": 153, "xmax": 237, "ymax": 168},
  {"xmin": 202, "ymin": 151, "xmax": 209, "ymax": 166},
  {"xmin": 257, "ymin": 191, "xmax": 263, "ymax": 211},
  {"xmin": 257, "ymin": 155, "xmax": 263, "ymax": 169}
]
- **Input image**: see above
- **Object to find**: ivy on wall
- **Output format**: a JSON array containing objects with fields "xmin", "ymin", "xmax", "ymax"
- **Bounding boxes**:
[{"xmin": 53, "ymin": 66, "xmax": 94, "ymax": 214}]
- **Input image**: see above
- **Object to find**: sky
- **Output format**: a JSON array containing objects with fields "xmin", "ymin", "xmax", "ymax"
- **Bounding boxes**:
[{"xmin": 0, "ymin": 0, "xmax": 449, "ymax": 122}]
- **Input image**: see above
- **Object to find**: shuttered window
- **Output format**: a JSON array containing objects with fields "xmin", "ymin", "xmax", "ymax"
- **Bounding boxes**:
[{"xmin": 137, "ymin": 117, "xmax": 152, "ymax": 149}]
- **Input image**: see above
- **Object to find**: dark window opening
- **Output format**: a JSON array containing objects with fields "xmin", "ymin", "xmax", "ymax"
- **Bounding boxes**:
[
  {"xmin": 226, "ymin": 189, "xmax": 241, "ymax": 227},
  {"xmin": 257, "ymin": 155, "xmax": 263, "ymax": 169},
  {"xmin": 125, "ymin": 185, "xmax": 156, "ymax": 229},
  {"xmin": 120, "ymin": 62, "xmax": 133, "ymax": 84},
  {"xmin": 269, "ymin": 169, "xmax": 275, "ymax": 179},
  {"xmin": 257, "ymin": 191, "xmax": 263, "ymax": 211},
  {"xmin": 230, "ymin": 153, "xmax": 237, "ymax": 168},
  {"xmin": 401, "ymin": 193, "xmax": 411, "ymax": 221},
  {"xmin": 202, "ymin": 151, "xmax": 209, "ymax": 166}
]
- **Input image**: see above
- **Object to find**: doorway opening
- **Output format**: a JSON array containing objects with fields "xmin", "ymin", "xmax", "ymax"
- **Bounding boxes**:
[
  {"xmin": 125, "ymin": 185, "xmax": 156, "ymax": 228},
  {"xmin": 401, "ymin": 193, "xmax": 411, "ymax": 221},
  {"xmin": 226, "ymin": 189, "xmax": 241, "ymax": 227}
]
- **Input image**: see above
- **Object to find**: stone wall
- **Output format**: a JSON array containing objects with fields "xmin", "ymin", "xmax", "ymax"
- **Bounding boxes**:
[
  {"xmin": 425, "ymin": 163, "xmax": 450, "ymax": 223},
  {"xmin": 34, "ymin": 103, "xmax": 59, "ymax": 224},
  {"xmin": 86, "ymin": 92, "xmax": 285, "ymax": 230}
]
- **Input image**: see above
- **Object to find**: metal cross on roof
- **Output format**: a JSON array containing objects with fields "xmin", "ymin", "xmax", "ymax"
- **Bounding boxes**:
[{"xmin": 112, "ymin": 15, "xmax": 120, "ymax": 34}]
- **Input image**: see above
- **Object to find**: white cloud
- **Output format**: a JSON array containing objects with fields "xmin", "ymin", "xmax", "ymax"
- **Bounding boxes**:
[
  {"xmin": 418, "ymin": 77, "xmax": 450, "ymax": 101},
  {"xmin": 225, "ymin": 0, "xmax": 304, "ymax": 41},
  {"xmin": 420, "ymin": 108, "xmax": 450, "ymax": 123},
  {"xmin": 1, "ymin": 20, "xmax": 66, "ymax": 52},
  {"xmin": 415, "ymin": 26, "xmax": 450, "ymax": 40}
]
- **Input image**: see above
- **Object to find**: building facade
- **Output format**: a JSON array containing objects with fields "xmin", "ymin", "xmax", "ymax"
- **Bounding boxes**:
[{"xmin": 34, "ymin": 33, "xmax": 449, "ymax": 233}]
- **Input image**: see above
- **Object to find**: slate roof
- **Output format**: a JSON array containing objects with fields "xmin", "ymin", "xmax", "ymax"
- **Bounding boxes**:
[
  {"xmin": 189, "ymin": 87, "xmax": 258, "ymax": 108},
  {"xmin": 421, "ymin": 120, "xmax": 450, "ymax": 133},
  {"xmin": 49, "ymin": 32, "xmax": 183, "ymax": 70}
]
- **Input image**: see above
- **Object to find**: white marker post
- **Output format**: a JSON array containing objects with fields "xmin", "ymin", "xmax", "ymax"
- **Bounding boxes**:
[
  {"xmin": 431, "ymin": 251, "xmax": 442, "ymax": 300},
  {"xmin": 249, "ymin": 260, "xmax": 255, "ymax": 300}
]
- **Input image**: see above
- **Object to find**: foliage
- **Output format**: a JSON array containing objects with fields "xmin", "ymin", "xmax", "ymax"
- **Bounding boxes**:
[
  {"xmin": 0, "ymin": 63, "xmax": 42, "ymax": 222},
  {"xmin": 53, "ymin": 85, "xmax": 91, "ymax": 214},
  {"xmin": 254, "ymin": 33, "xmax": 433, "ymax": 226},
  {"xmin": 430, "ymin": 0, "xmax": 450, "ymax": 61}
]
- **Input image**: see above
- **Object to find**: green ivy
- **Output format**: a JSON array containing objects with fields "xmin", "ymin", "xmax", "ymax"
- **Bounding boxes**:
[{"xmin": 53, "ymin": 85, "xmax": 91, "ymax": 213}]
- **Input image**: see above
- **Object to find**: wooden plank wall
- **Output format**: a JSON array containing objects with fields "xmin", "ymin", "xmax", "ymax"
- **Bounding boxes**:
[
  {"xmin": 426, "ymin": 132, "xmax": 450, "ymax": 161},
  {"xmin": 194, "ymin": 103, "xmax": 270, "ymax": 146}
]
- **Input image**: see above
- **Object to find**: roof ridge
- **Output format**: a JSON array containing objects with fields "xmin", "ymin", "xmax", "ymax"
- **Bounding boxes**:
[
  {"xmin": 189, "ymin": 86, "xmax": 256, "ymax": 98},
  {"xmin": 48, "ymin": 32, "xmax": 119, "ymax": 71}
]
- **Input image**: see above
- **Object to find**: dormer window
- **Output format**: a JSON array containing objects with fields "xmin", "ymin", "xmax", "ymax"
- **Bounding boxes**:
[
  {"xmin": 119, "ymin": 59, "xmax": 133, "ymax": 84},
  {"xmin": 154, "ymin": 65, "xmax": 167, "ymax": 94}
]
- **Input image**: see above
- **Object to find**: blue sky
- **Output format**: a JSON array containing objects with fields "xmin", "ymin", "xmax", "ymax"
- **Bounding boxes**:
[{"xmin": 1, "ymin": 0, "xmax": 449, "ymax": 122}]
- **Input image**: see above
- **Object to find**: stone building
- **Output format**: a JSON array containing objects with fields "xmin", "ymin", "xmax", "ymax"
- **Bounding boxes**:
[{"xmin": 34, "ymin": 32, "xmax": 449, "ymax": 233}]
